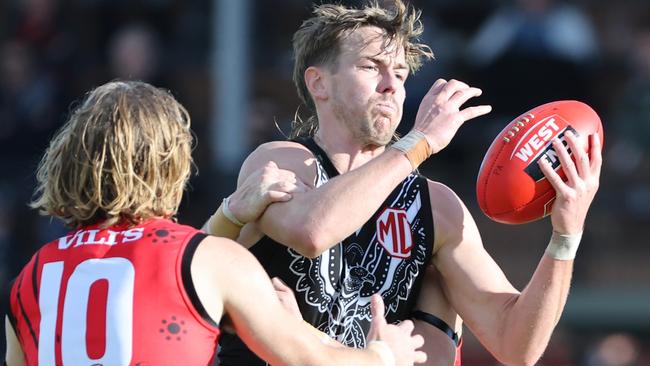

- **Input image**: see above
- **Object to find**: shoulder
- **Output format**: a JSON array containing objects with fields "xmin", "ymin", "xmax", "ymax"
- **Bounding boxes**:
[
  {"xmin": 192, "ymin": 235, "xmax": 263, "ymax": 278},
  {"xmin": 247, "ymin": 141, "xmax": 316, "ymax": 166},
  {"xmin": 185, "ymin": 235, "xmax": 261, "ymax": 323},
  {"xmin": 426, "ymin": 179, "xmax": 478, "ymax": 253},
  {"xmin": 255, "ymin": 140, "xmax": 313, "ymax": 153},
  {"xmin": 426, "ymin": 180, "xmax": 466, "ymax": 217},
  {"xmin": 191, "ymin": 235, "xmax": 271, "ymax": 300},
  {"xmin": 192, "ymin": 235, "xmax": 248, "ymax": 266},
  {"xmin": 188, "ymin": 236, "xmax": 252, "ymax": 295},
  {"xmin": 239, "ymin": 140, "xmax": 318, "ymax": 186}
]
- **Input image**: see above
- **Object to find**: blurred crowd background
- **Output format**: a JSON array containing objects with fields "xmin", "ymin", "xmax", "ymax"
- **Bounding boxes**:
[{"xmin": 1, "ymin": 0, "xmax": 649, "ymax": 364}]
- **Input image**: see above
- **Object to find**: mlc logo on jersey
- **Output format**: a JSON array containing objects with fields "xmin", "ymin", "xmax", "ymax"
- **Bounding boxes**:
[{"xmin": 376, "ymin": 207, "xmax": 412, "ymax": 259}]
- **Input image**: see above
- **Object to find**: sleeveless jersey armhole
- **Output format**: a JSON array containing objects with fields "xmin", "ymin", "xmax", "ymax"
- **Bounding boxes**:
[
  {"xmin": 180, "ymin": 232, "xmax": 219, "ymax": 327},
  {"xmin": 415, "ymin": 176, "xmax": 438, "ymax": 260}
]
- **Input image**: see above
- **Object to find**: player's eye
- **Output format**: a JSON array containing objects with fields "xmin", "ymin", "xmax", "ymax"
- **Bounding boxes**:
[{"xmin": 360, "ymin": 65, "xmax": 378, "ymax": 72}]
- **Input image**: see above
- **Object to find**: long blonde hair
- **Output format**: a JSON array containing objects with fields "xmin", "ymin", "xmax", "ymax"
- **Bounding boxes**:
[
  {"xmin": 30, "ymin": 81, "xmax": 193, "ymax": 228},
  {"xmin": 291, "ymin": 0, "xmax": 434, "ymax": 138}
]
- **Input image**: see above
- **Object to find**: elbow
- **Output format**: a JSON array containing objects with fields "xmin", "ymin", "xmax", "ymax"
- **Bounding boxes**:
[
  {"xmin": 506, "ymin": 353, "xmax": 543, "ymax": 366},
  {"xmin": 293, "ymin": 226, "xmax": 331, "ymax": 258},
  {"xmin": 283, "ymin": 218, "xmax": 332, "ymax": 258},
  {"xmin": 496, "ymin": 352, "xmax": 542, "ymax": 366},
  {"xmin": 494, "ymin": 342, "xmax": 545, "ymax": 366},
  {"xmin": 266, "ymin": 211, "xmax": 334, "ymax": 258},
  {"xmin": 523, "ymin": 353, "xmax": 544, "ymax": 366},
  {"xmin": 493, "ymin": 298, "xmax": 546, "ymax": 366}
]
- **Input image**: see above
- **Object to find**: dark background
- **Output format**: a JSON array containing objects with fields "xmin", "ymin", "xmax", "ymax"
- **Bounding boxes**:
[{"xmin": 1, "ymin": 0, "xmax": 649, "ymax": 364}]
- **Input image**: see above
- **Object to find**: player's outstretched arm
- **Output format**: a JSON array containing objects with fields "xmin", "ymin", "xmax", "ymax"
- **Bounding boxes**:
[
  {"xmin": 191, "ymin": 236, "xmax": 427, "ymax": 366},
  {"xmin": 430, "ymin": 133, "xmax": 602, "ymax": 365},
  {"xmin": 240, "ymin": 79, "xmax": 490, "ymax": 258},
  {"xmin": 429, "ymin": 182, "xmax": 523, "ymax": 364},
  {"xmin": 5, "ymin": 316, "xmax": 25, "ymax": 366},
  {"xmin": 203, "ymin": 161, "xmax": 308, "ymax": 239}
]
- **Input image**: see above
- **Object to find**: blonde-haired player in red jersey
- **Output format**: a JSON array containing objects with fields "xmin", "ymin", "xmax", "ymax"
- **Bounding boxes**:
[{"xmin": 4, "ymin": 80, "xmax": 427, "ymax": 366}]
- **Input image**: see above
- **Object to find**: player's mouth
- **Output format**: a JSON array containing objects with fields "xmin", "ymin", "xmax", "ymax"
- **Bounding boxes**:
[{"xmin": 375, "ymin": 103, "xmax": 396, "ymax": 116}]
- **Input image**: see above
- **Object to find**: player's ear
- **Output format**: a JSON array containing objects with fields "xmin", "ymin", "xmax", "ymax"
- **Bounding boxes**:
[{"xmin": 304, "ymin": 66, "xmax": 328, "ymax": 102}]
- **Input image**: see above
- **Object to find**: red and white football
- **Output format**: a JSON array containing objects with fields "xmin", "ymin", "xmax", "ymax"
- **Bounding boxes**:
[{"xmin": 476, "ymin": 100, "xmax": 604, "ymax": 224}]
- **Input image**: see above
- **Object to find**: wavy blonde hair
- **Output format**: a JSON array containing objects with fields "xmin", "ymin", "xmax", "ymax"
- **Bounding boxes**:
[
  {"xmin": 31, "ymin": 81, "xmax": 193, "ymax": 228},
  {"xmin": 291, "ymin": 0, "xmax": 434, "ymax": 138}
]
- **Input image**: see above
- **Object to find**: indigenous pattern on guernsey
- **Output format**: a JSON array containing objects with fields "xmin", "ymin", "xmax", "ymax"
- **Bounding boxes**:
[
  {"xmin": 289, "ymin": 164, "xmax": 430, "ymax": 347},
  {"xmin": 217, "ymin": 138, "xmax": 434, "ymax": 365}
]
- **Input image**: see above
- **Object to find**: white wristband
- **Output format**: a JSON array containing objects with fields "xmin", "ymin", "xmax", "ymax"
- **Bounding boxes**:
[
  {"xmin": 367, "ymin": 340, "xmax": 395, "ymax": 366},
  {"xmin": 222, "ymin": 196, "xmax": 245, "ymax": 227},
  {"xmin": 545, "ymin": 231, "xmax": 582, "ymax": 260}
]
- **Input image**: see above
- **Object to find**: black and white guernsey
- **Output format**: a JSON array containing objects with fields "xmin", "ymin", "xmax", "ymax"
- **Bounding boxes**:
[{"xmin": 218, "ymin": 138, "xmax": 435, "ymax": 365}]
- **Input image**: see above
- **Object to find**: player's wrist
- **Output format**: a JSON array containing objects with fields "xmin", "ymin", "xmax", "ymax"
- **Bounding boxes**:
[
  {"xmin": 204, "ymin": 201, "xmax": 244, "ymax": 239},
  {"xmin": 366, "ymin": 340, "xmax": 396, "ymax": 366},
  {"xmin": 545, "ymin": 231, "xmax": 582, "ymax": 260},
  {"xmin": 390, "ymin": 129, "xmax": 433, "ymax": 170},
  {"xmin": 222, "ymin": 195, "xmax": 245, "ymax": 227}
]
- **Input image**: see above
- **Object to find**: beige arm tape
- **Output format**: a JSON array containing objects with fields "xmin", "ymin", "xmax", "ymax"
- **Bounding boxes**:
[
  {"xmin": 391, "ymin": 129, "xmax": 433, "ymax": 170},
  {"xmin": 205, "ymin": 203, "xmax": 243, "ymax": 240},
  {"xmin": 222, "ymin": 196, "xmax": 245, "ymax": 226}
]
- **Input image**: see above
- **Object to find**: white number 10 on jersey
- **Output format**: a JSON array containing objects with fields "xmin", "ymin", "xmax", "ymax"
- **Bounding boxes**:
[{"xmin": 39, "ymin": 258, "xmax": 135, "ymax": 365}]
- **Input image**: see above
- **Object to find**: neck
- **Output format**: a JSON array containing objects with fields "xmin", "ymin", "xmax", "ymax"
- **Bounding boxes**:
[{"xmin": 313, "ymin": 128, "xmax": 386, "ymax": 174}]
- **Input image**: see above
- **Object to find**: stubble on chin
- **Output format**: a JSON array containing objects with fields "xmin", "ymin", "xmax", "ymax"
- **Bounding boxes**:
[
  {"xmin": 359, "ymin": 114, "xmax": 395, "ymax": 147},
  {"xmin": 332, "ymin": 97, "xmax": 396, "ymax": 147}
]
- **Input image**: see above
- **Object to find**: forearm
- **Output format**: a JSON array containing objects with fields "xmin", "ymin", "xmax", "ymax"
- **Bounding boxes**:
[
  {"xmin": 219, "ymin": 243, "xmax": 391, "ymax": 366},
  {"xmin": 500, "ymin": 254, "xmax": 573, "ymax": 365},
  {"xmin": 260, "ymin": 148, "xmax": 412, "ymax": 256},
  {"xmin": 304, "ymin": 344, "xmax": 389, "ymax": 366},
  {"xmin": 202, "ymin": 201, "xmax": 243, "ymax": 240},
  {"xmin": 281, "ymin": 326, "xmax": 388, "ymax": 366},
  {"xmin": 235, "ymin": 299, "xmax": 389, "ymax": 366}
]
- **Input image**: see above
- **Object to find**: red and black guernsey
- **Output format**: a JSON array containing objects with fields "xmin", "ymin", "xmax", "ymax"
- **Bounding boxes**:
[
  {"xmin": 219, "ymin": 138, "xmax": 437, "ymax": 365},
  {"xmin": 8, "ymin": 218, "xmax": 220, "ymax": 365}
]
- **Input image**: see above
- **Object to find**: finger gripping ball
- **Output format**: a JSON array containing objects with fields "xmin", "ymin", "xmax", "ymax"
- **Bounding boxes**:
[{"xmin": 476, "ymin": 100, "xmax": 604, "ymax": 224}]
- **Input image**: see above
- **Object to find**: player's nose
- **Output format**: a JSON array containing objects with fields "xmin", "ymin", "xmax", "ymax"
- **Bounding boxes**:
[{"xmin": 377, "ymin": 71, "xmax": 399, "ymax": 95}]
